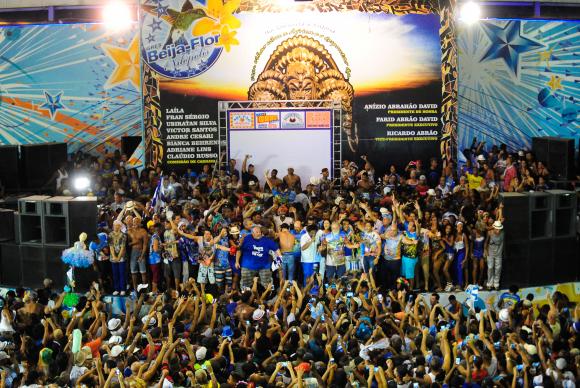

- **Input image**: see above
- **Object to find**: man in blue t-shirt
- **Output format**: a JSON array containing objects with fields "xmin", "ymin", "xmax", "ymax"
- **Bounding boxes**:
[{"xmin": 235, "ymin": 226, "xmax": 281, "ymax": 289}]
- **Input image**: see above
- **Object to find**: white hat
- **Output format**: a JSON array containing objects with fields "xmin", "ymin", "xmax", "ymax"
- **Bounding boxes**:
[
  {"xmin": 335, "ymin": 197, "xmax": 344, "ymax": 206},
  {"xmin": 309, "ymin": 176, "xmax": 320, "ymax": 185},
  {"xmin": 427, "ymin": 189, "xmax": 436, "ymax": 196},
  {"xmin": 107, "ymin": 318, "xmax": 121, "ymax": 331},
  {"xmin": 0, "ymin": 351, "xmax": 9, "ymax": 361},
  {"xmin": 383, "ymin": 187, "xmax": 392, "ymax": 195},
  {"xmin": 142, "ymin": 316, "xmax": 156, "ymax": 327},
  {"xmin": 108, "ymin": 335, "xmax": 123, "ymax": 346},
  {"xmin": 518, "ymin": 150, "xmax": 525, "ymax": 157},
  {"xmin": 196, "ymin": 346, "xmax": 208, "ymax": 361},
  {"xmin": 419, "ymin": 175, "xmax": 426, "ymax": 180},
  {"xmin": 252, "ymin": 308, "xmax": 265, "ymax": 321},
  {"xmin": 493, "ymin": 221, "xmax": 503, "ymax": 230},
  {"xmin": 499, "ymin": 308, "xmax": 509, "ymax": 322},
  {"xmin": 556, "ymin": 357, "xmax": 567, "ymax": 370},
  {"xmin": 477, "ymin": 155, "xmax": 486, "ymax": 161},
  {"xmin": 379, "ymin": 207, "xmax": 388, "ymax": 215},
  {"xmin": 203, "ymin": 210, "xmax": 210, "ymax": 218},
  {"xmin": 524, "ymin": 344, "xmax": 537, "ymax": 355},
  {"xmin": 110, "ymin": 345, "xmax": 124, "ymax": 358}
]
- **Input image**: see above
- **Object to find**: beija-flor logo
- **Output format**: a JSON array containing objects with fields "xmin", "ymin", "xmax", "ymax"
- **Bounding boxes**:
[{"xmin": 141, "ymin": 0, "xmax": 240, "ymax": 79}]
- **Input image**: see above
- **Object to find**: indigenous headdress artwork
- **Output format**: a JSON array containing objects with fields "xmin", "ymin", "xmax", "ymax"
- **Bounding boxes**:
[{"xmin": 248, "ymin": 35, "xmax": 357, "ymax": 152}]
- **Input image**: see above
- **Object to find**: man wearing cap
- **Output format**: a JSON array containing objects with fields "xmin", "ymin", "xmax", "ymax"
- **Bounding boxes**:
[
  {"xmin": 318, "ymin": 168, "xmax": 331, "ymax": 193},
  {"xmin": 236, "ymin": 225, "xmax": 282, "ymax": 289},
  {"xmin": 485, "ymin": 220, "xmax": 504, "ymax": 290}
]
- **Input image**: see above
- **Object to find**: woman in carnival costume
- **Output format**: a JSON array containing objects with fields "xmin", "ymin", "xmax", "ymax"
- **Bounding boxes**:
[{"xmin": 61, "ymin": 232, "xmax": 94, "ymax": 295}]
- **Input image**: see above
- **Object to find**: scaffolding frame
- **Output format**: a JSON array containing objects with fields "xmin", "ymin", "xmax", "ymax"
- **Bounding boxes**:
[{"xmin": 218, "ymin": 100, "xmax": 342, "ymax": 179}]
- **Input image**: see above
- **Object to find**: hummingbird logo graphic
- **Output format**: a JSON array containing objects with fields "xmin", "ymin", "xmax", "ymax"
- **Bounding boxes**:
[
  {"xmin": 140, "ymin": 0, "xmax": 241, "ymax": 79},
  {"xmin": 142, "ymin": 0, "xmax": 207, "ymax": 47}
]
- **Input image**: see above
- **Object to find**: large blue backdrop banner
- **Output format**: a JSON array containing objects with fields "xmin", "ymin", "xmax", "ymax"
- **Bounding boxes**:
[
  {"xmin": 458, "ymin": 20, "xmax": 580, "ymax": 153},
  {"xmin": 0, "ymin": 23, "xmax": 142, "ymax": 160}
]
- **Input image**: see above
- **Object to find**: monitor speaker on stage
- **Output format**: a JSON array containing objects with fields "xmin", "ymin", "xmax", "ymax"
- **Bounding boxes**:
[
  {"xmin": 0, "ymin": 145, "xmax": 20, "ymax": 191},
  {"xmin": 532, "ymin": 137, "xmax": 575, "ymax": 180},
  {"xmin": 43, "ymin": 196, "xmax": 74, "ymax": 246},
  {"xmin": 546, "ymin": 190, "xmax": 577, "ymax": 238},
  {"xmin": 18, "ymin": 196, "xmax": 51, "ymax": 246},
  {"xmin": 529, "ymin": 192, "xmax": 552, "ymax": 239}
]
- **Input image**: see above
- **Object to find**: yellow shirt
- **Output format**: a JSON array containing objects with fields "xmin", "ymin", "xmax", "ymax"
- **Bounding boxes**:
[{"xmin": 467, "ymin": 174, "xmax": 484, "ymax": 190}]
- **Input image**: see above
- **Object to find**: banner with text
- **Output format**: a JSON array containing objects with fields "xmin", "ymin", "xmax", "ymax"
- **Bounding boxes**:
[
  {"xmin": 227, "ymin": 108, "xmax": 334, "ymax": 180},
  {"xmin": 141, "ymin": 0, "xmax": 444, "ymax": 175}
]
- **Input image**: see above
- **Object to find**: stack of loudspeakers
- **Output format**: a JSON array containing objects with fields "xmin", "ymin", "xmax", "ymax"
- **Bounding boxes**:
[
  {"xmin": 0, "ymin": 143, "xmax": 67, "ymax": 193},
  {"xmin": 0, "ymin": 196, "xmax": 97, "ymax": 290},
  {"xmin": 500, "ymin": 190, "xmax": 578, "ymax": 287}
]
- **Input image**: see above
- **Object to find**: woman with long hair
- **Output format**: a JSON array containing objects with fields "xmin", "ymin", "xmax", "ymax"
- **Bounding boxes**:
[
  {"xmin": 429, "ymin": 215, "xmax": 444, "ymax": 291},
  {"xmin": 400, "ymin": 220, "xmax": 420, "ymax": 289},
  {"xmin": 454, "ymin": 221, "xmax": 470, "ymax": 290},
  {"xmin": 418, "ymin": 220, "xmax": 431, "ymax": 292},
  {"xmin": 442, "ymin": 223, "xmax": 455, "ymax": 292}
]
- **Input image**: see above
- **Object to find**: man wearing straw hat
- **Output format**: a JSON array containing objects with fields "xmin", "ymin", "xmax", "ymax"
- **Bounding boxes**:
[{"xmin": 485, "ymin": 220, "xmax": 504, "ymax": 291}]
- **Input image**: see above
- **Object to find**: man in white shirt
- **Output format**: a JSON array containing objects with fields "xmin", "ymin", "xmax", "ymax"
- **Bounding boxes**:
[{"xmin": 300, "ymin": 225, "xmax": 318, "ymax": 286}]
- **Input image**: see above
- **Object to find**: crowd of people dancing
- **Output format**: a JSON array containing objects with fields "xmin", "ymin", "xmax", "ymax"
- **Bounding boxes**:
[{"xmin": 0, "ymin": 140, "xmax": 577, "ymax": 387}]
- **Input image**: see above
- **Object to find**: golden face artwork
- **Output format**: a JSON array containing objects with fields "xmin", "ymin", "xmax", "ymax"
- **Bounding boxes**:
[
  {"xmin": 248, "ymin": 35, "xmax": 357, "ymax": 151},
  {"xmin": 286, "ymin": 61, "xmax": 317, "ymax": 100}
]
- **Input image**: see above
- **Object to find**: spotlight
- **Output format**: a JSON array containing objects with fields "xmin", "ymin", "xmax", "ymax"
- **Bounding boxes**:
[
  {"xmin": 74, "ymin": 176, "xmax": 90, "ymax": 191},
  {"xmin": 459, "ymin": 1, "xmax": 481, "ymax": 24},
  {"xmin": 103, "ymin": 1, "xmax": 133, "ymax": 31}
]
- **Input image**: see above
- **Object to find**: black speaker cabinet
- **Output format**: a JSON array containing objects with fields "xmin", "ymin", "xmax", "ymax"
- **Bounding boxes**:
[
  {"xmin": 42, "ymin": 196, "xmax": 74, "ymax": 246},
  {"xmin": 18, "ymin": 196, "xmax": 50, "ymax": 246},
  {"xmin": 500, "ymin": 192, "xmax": 530, "ymax": 242},
  {"xmin": 552, "ymin": 237, "xmax": 579, "ymax": 283},
  {"xmin": 0, "ymin": 209, "xmax": 15, "ymax": 242},
  {"xmin": 20, "ymin": 245, "xmax": 46, "ymax": 288},
  {"xmin": 0, "ymin": 145, "xmax": 20, "ymax": 191},
  {"xmin": 68, "ymin": 197, "xmax": 97, "ymax": 244},
  {"xmin": 20, "ymin": 143, "xmax": 67, "ymax": 190},
  {"xmin": 503, "ymin": 242, "xmax": 531, "ymax": 287},
  {"xmin": 546, "ymin": 190, "xmax": 577, "ymax": 238},
  {"xmin": 529, "ymin": 239, "xmax": 556, "ymax": 285},
  {"xmin": 44, "ymin": 245, "xmax": 67, "ymax": 290},
  {"xmin": 532, "ymin": 137, "xmax": 575, "ymax": 180},
  {"xmin": 0, "ymin": 243, "xmax": 21, "ymax": 286},
  {"xmin": 529, "ymin": 192, "xmax": 552, "ymax": 240}
]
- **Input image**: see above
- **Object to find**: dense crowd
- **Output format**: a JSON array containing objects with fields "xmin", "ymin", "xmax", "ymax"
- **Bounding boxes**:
[{"xmin": 0, "ymin": 140, "xmax": 577, "ymax": 387}]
